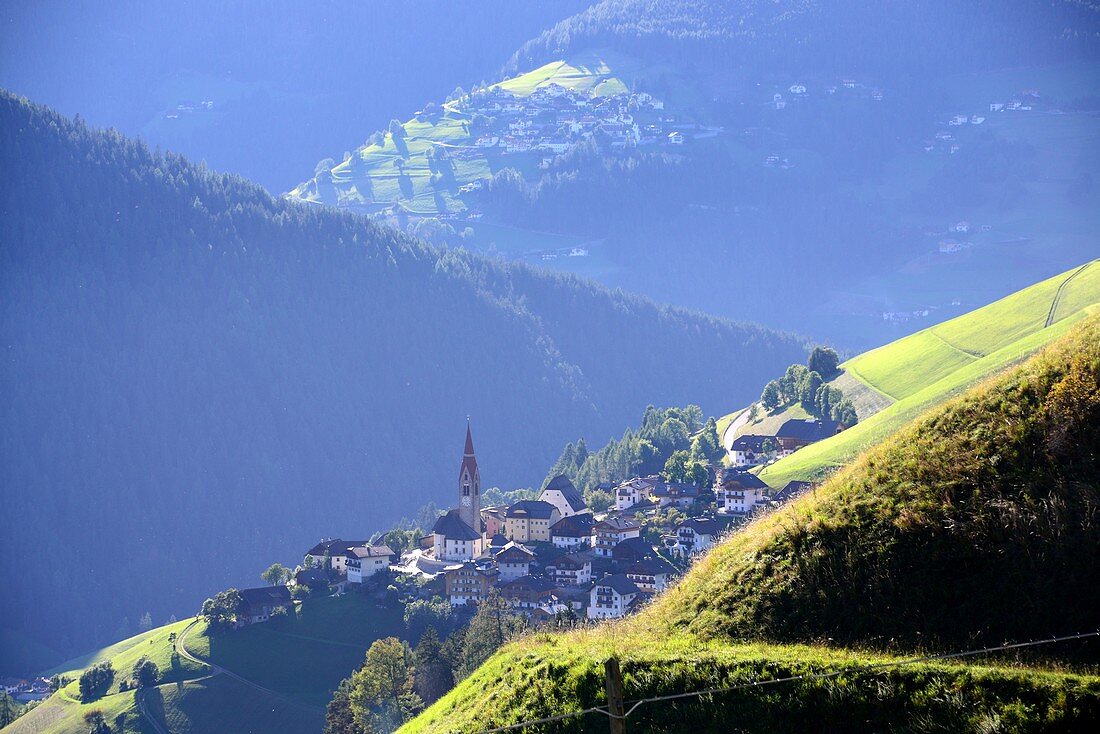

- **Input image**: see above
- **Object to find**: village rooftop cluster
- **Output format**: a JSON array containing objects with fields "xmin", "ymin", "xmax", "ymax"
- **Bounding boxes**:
[{"xmin": 229, "ymin": 418, "xmax": 843, "ymax": 628}]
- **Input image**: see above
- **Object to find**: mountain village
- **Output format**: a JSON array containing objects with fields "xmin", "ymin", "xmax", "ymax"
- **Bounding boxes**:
[{"xmin": 221, "ymin": 418, "xmax": 838, "ymax": 631}]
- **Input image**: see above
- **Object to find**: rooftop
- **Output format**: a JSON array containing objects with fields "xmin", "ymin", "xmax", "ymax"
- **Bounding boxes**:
[
  {"xmin": 433, "ymin": 510, "xmax": 482, "ymax": 541},
  {"xmin": 595, "ymin": 573, "xmax": 641, "ymax": 596}
]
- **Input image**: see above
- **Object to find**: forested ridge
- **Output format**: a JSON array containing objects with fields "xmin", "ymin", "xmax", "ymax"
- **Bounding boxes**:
[
  {"xmin": 0, "ymin": 92, "xmax": 805, "ymax": 670},
  {"xmin": 504, "ymin": 0, "xmax": 1100, "ymax": 77}
]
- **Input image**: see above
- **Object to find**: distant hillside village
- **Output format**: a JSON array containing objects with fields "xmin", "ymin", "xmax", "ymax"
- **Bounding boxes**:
[{"xmin": 217, "ymin": 419, "xmax": 838, "ymax": 630}]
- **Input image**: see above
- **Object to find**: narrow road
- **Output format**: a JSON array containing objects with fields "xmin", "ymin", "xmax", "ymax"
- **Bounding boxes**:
[
  {"xmin": 1045, "ymin": 260, "xmax": 1094, "ymax": 328},
  {"xmin": 135, "ymin": 688, "xmax": 171, "ymax": 734},
  {"xmin": 722, "ymin": 408, "xmax": 753, "ymax": 452}
]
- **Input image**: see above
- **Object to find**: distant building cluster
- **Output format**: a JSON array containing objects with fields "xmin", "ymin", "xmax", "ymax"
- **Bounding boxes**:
[
  {"xmin": 1, "ymin": 676, "xmax": 51, "ymax": 703},
  {"xmin": 446, "ymin": 82, "xmax": 679, "ymax": 165}
]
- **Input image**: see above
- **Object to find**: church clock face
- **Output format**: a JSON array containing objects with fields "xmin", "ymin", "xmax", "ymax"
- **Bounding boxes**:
[{"xmin": 461, "ymin": 496, "xmax": 471, "ymax": 507}]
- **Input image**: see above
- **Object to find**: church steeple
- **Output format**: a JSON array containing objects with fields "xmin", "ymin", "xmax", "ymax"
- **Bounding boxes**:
[{"xmin": 458, "ymin": 420, "xmax": 481, "ymax": 531}]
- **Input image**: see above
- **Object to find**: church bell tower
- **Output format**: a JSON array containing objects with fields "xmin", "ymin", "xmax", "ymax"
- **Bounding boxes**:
[{"xmin": 458, "ymin": 422, "xmax": 481, "ymax": 531}]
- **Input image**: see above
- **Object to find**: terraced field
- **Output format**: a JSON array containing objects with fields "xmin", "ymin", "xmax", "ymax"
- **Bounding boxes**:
[{"xmin": 287, "ymin": 49, "xmax": 646, "ymax": 215}]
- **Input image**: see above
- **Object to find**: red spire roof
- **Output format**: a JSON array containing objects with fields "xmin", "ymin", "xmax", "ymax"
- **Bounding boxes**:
[
  {"xmin": 460, "ymin": 421, "xmax": 479, "ymax": 481},
  {"xmin": 464, "ymin": 422, "xmax": 475, "ymax": 457}
]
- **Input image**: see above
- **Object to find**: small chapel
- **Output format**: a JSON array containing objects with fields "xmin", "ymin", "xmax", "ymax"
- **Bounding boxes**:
[{"xmin": 431, "ymin": 423, "xmax": 485, "ymax": 561}]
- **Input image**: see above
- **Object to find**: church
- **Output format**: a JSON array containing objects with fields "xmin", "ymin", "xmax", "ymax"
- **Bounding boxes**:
[{"xmin": 431, "ymin": 423, "xmax": 485, "ymax": 561}]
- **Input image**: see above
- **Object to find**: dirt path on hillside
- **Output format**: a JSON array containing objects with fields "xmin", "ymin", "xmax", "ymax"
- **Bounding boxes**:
[
  {"xmin": 1046, "ymin": 261, "xmax": 1094, "ymax": 327},
  {"xmin": 174, "ymin": 618, "xmax": 324, "ymax": 711}
]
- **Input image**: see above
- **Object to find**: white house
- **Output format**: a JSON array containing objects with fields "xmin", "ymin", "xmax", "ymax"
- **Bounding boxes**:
[
  {"xmin": 625, "ymin": 558, "xmax": 676, "ymax": 593},
  {"xmin": 614, "ymin": 476, "xmax": 661, "ymax": 511},
  {"xmin": 728, "ymin": 434, "xmax": 776, "ymax": 467},
  {"xmin": 675, "ymin": 517, "xmax": 720, "ymax": 557},
  {"xmin": 305, "ymin": 538, "xmax": 368, "ymax": 574},
  {"xmin": 615, "ymin": 481, "xmax": 642, "ymax": 510},
  {"xmin": 594, "ymin": 517, "xmax": 641, "ymax": 557},
  {"xmin": 551, "ymin": 552, "xmax": 593, "ymax": 587},
  {"xmin": 588, "ymin": 574, "xmax": 643, "ymax": 620},
  {"xmin": 716, "ymin": 468, "xmax": 770, "ymax": 515},
  {"xmin": 550, "ymin": 512, "xmax": 596, "ymax": 549},
  {"xmin": 667, "ymin": 131, "xmax": 684, "ymax": 145},
  {"xmin": 539, "ymin": 475, "xmax": 588, "ymax": 517},
  {"xmin": 346, "ymin": 545, "xmax": 394, "ymax": 583}
]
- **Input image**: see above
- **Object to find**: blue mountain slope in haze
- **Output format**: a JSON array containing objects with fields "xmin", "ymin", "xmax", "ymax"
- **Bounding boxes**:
[{"xmin": 0, "ymin": 92, "xmax": 805, "ymax": 672}]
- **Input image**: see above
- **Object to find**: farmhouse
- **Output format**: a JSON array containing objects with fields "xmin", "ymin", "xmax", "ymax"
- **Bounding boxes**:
[
  {"xmin": 625, "ymin": 557, "xmax": 677, "ymax": 593},
  {"xmin": 611, "ymin": 536, "xmax": 658, "ymax": 564},
  {"xmin": 549, "ymin": 551, "xmax": 594, "ymax": 587},
  {"xmin": 550, "ymin": 512, "xmax": 596, "ymax": 549},
  {"xmin": 236, "ymin": 586, "xmax": 292, "ymax": 627},
  {"xmin": 346, "ymin": 544, "xmax": 395, "ymax": 583},
  {"xmin": 594, "ymin": 516, "xmax": 641, "ymax": 557},
  {"xmin": 495, "ymin": 542, "xmax": 536, "ymax": 582},
  {"xmin": 649, "ymin": 482, "xmax": 703, "ymax": 509},
  {"xmin": 775, "ymin": 418, "xmax": 843, "ymax": 453},
  {"xmin": 497, "ymin": 575, "xmax": 555, "ymax": 610},
  {"xmin": 675, "ymin": 517, "xmax": 721, "ymax": 557},
  {"xmin": 444, "ymin": 560, "xmax": 499, "ymax": 606},
  {"xmin": 733, "ymin": 433, "xmax": 778, "ymax": 466},
  {"xmin": 716, "ymin": 468, "xmax": 770, "ymax": 515},
  {"xmin": 588, "ymin": 574, "xmax": 644, "ymax": 620},
  {"xmin": 305, "ymin": 539, "xmax": 369, "ymax": 574}
]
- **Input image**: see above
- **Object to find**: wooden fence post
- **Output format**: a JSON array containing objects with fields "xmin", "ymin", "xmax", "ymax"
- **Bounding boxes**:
[{"xmin": 604, "ymin": 656, "xmax": 626, "ymax": 734}]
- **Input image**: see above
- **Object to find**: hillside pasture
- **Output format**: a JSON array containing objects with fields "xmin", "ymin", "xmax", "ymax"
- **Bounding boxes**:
[
  {"xmin": 754, "ymin": 260, "xmax": 1099, "ymax": 485},
  {"xmin": 1, "ymin": 687, "xmax": 152, "ymax": 734},
  {"xmin": 183, "ymin": 594, "xmax": 405, "ymax": 708},
  {"xmin": 760, "ymin": 300, "xmax": 1096, "ymax": 486},
  {"xmin": 146, "ymin": 676, "xmax": 322, "ymax": 734}
]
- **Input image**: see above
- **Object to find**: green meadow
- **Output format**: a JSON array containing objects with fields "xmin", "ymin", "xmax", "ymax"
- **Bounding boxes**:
[{"xmin": 757, "ymin": 260, "xmax": 1099, "ymax": 486}]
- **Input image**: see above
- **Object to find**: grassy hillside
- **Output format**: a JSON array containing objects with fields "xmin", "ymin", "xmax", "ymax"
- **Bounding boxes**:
[
  {"xmin": 4, "ymin": 594, "xmax": 404, "ymax": 734},
  {"xmin": 404, "ymin": 633, "xmax": 1100, "ymax": 733},
  {"xmin": 402, "ymin": 313, "xmax": 1100, "ymax": 732},
  {"xmin": 754, "ymin": 260, "xmax": 1100, "ymax": 486}
]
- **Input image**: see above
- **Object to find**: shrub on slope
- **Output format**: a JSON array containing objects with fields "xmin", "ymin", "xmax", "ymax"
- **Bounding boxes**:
[{"xmin": 656, "ymin": 315, "xmax": 1100, "ymax": 653}]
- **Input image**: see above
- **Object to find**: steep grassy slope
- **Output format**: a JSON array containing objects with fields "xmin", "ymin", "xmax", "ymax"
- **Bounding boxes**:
[
  {"xmin": 666, "ymin": 315, "xmax": 1100, "ymax": 647},
  {"xmin": 0, "ymin": 93, "xmax": 805, "ymax": 669},
  {"xmin": 753, "ymin": 260, "xmax": 1100, "ymax": 486},
  {"xmin": 403, "ymin": 314, "xmax": 1100, "ymax": 732}
]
